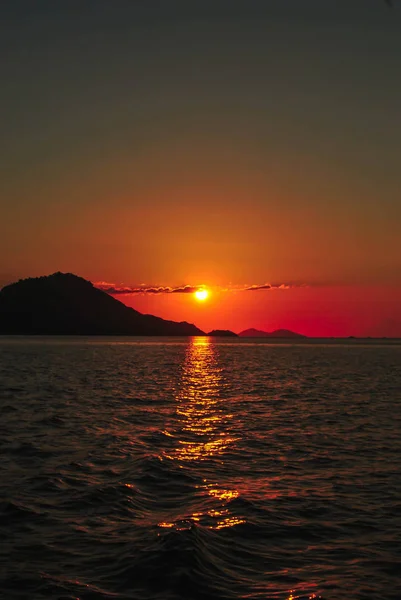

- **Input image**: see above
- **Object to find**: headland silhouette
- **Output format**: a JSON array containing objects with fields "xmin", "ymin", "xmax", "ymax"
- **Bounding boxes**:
[{"xmin": 0, "ymin": 272, "xmax": 204, "ymax": 336}]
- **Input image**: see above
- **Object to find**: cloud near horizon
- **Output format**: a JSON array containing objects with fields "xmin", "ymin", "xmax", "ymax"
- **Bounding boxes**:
[
  {"xmin": 95, "ymin": 282, "xmax": 201, "ymax": 295},
  {"xmin": 245, "ymin": 283, "xmax": 292, "ymax": 291},
  {"xmin": 95, "ymin": 281, "xmax": 305, "ymax": 295}
]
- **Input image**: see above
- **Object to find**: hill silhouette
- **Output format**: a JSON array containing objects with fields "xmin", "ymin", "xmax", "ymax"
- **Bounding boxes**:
[
  {"xmin": 239, "ymin": 328, "xmax": 306, "ymax": 338},
  {"xmin": 207, "ymin": 329, "xmax": 238, "ymax": 337},
  {"xmin": 0, "ymin": 272, "xmax": 204, "ymax": 336}
]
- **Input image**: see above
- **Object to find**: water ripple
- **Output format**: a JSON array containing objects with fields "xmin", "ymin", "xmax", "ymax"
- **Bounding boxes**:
[{"xmin": 0, "ymin": 337, "xmax": 400, "ymax": 599}]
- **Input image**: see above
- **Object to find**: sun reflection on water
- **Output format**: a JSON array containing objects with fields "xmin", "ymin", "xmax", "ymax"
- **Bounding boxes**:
[
  {"xmin": 164, "ymin": 336, "xmax": 237, "ymax": 463},
  {"xmin": 157, "ymin": 339, "xmax": 323, "ymax": 597},
  {"xmin": 161, "ymin": 336, "xmax": 243, "ymax": 530}
]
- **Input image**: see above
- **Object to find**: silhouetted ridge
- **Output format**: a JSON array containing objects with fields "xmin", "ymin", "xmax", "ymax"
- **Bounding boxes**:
[
  {"xmin": 239, "ymin": 328, "xmax": 306, "ymax": 338},
  {"xmin": 207, "ymin": 329, "xmax": 238, "ymax": 337},
  {"xmin": 0, "ymin": 272, "xmax": 204, "ymax": 336}
]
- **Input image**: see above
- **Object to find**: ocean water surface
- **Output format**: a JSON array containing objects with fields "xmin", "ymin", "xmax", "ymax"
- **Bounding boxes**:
[{"xmin": 0, "ymin": 337, "xmax": 400, "ymax": 600}]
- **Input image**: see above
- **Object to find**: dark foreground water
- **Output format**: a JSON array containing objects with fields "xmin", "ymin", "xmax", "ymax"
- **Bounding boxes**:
[{"xmin": 1, "ymin": 337, "xmax": 400, "ymax": 600}]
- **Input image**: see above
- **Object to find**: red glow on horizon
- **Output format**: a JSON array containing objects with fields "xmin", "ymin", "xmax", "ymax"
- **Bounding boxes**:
[{"xmin": 114, "ymin": 284, "xmax": 401, "ymax": 338}]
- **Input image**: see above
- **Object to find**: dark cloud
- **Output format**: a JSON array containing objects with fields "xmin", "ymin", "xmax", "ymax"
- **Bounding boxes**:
[
  {"xmin": 245, "ymin": 284, "xmax": 271, "ymax": 291},
  {"xmin": 244, "ymin": 282, "xmax": 311, "ymax": 291},
  {"xmin": 245, "ymin": 283, "xmax": 296, "ymax": 291},
  {"xmin": 171, "ymin": 285, "xmax": 198, "ymax": 294},
  {"xmin": 95, "ymin": 282, "xmax": 202, "ymax": 295}
]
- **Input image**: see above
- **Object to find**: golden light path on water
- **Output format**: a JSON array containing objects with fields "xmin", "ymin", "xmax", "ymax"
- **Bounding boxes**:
[
  {"xmin": 160, "ymin": 336, "xmax": 244, "ymax": 531},
  {"xmin": 158, "ymin": 338, "xmax": 323, "ymax": 600}
]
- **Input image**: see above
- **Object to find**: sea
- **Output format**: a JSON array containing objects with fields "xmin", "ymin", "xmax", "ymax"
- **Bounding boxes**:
[{"xmin": 1, "ymin": 336, "xmax": 400, "ymax": 600}]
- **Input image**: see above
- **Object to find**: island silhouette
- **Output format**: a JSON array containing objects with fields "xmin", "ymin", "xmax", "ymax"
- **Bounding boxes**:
[
  {"xmin": 239, "ymin": 328, "xmax": 306, "ymax": 338},
  {"xmin": 207, "ymin": 329, "xmax": 238, "ymax": 337},
  {"xmin": 0, "ymin": 272, "xmax": 204, "ymax": 336}
]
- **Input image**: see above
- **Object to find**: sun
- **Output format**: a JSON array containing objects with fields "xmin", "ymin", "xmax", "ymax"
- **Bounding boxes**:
[{"xmin": 194, "ymin": 289, "xmax": 209, "ymax": 301}]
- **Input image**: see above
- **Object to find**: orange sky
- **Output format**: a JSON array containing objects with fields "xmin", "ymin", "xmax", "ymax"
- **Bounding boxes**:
[{"xmin": 0, "ymin": 1, "xmax": 400, "ymax": 336}]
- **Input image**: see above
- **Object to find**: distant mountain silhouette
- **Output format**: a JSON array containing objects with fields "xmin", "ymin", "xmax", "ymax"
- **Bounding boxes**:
[
  {"xmin": 239, "ymin": 328, "xmax": 306, "ymax": 338},
  {"xmin": 0, "ymin": 272, "xmax": 204, "ymax": 336},
  {"xmin": 207, "ymin": 329, "xmax": 238, "ymax": 337}
]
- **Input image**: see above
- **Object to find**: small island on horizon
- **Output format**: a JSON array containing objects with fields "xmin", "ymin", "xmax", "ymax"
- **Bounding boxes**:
[
  {"xmin": 239, "ymin": 328, "xmax": 306, "ymax": 339},
  {"xmin": 207, "ymin": 330, "xmax": 238, "ymax": 337}
]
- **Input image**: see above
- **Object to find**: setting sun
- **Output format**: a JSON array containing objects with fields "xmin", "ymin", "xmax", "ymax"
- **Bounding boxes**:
[{"xmin": 195, "ymin": 289, "xmax": 209, "ymax": 302}]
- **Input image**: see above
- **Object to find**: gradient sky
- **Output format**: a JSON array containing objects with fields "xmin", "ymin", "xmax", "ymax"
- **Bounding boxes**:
[{"xmin": 1, "ymin": 0, "xmax": 400, "ymax": 335}]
